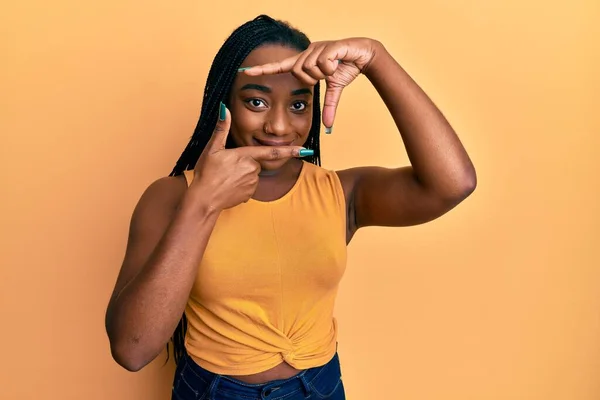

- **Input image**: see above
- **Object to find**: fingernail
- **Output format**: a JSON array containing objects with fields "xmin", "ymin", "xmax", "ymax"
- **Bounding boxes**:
[
  {"xmin": 299, "ymin": 149, "xmax": 314, "ymax": 157},
  {"xmin": 219, "ymin": 102, "xmax": 226, "ymax": 121},
  {"xmin": 325, "ymin": 126, "xmax": 333, "ymax": 134},
  {"xmin": 237, "ymin": 67, "xmax": 252, "ymax": 72}
]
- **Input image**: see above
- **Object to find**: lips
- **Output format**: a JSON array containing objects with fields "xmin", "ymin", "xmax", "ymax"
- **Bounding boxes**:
[{"xmin": 253, "ymin": 138, "xmax": 294, "ymax": 146}]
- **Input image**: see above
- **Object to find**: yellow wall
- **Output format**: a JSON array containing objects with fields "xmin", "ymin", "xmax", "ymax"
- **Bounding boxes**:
[{"xmin": 2, "ymin": 1, "xmax": 599, "ymax": 399}]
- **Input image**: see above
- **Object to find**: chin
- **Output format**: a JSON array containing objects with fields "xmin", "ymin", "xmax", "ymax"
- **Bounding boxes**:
[{"xmin": 258, "ymin": 158, "xmax": 290, "ymax": 172}]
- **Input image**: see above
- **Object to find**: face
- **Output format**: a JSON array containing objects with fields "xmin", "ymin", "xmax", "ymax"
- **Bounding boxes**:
[{"xmin": 228, "ymin": 44, "xmax": 314, "ymax": 172}]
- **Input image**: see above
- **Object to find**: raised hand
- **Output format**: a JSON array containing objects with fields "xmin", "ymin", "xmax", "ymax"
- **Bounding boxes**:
[
  {"xmin": 242, "ymin": 38, "xmax": 380, "ymax": 131},
  {"xmin": 190, "ymin": 103, "xmax": 311, "ymax": 210}
]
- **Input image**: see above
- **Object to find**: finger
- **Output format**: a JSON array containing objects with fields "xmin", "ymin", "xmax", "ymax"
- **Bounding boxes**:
[
  {"xmin": 292, "ymin": 50, "xmax": 319, "ymax": 86},
  {"xmin": 242, "ymin": 53, "xmax": 301, "ymax": 76},
  {"xmin": 322, "ymin": 82, "xmax": 344, "ymax": 132},
  {"xmin": 206, "ymin": 102, "xmax": 231, "ymax": 151},
  {"xmin": 316, "ymin": 57, "xmax": 339, "ymax": 77},
  {"xmin": 235, "ymin": 145, "xmax": 313, "ymax": 161},
  {"xmin": 302, "ymin": 45, "xmax": 328, "ymax": 81},
  {"xmin": 317, "ymin": 43, "xmax": 345, "ymax": 76}
]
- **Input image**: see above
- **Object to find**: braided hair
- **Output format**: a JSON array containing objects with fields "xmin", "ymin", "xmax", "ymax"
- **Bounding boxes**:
[{"xmin": 168, "ymin": 15, "xmax": 322, "ymax": 365}]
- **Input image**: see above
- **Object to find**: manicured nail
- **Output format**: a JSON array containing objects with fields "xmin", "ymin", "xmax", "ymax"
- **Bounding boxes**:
[
  {"xmin": 325, "ymin": 126, "xmax": 333, "ymax": 134},
  {"xmin": 237, "ymin": 67, "xmax": 252, "ymax": 72},
  {"xmin": 299, "ymin": 149, "xmax": 314, "ymax": 157},
  {"xmin": 219, "ymin": 102, "xmax": 226, "ymax": 121}
]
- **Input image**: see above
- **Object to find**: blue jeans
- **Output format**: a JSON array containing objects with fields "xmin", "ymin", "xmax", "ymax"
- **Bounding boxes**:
[{"xmin": 172, "ymin": 352, "xmax": 346, "ymax": 400}]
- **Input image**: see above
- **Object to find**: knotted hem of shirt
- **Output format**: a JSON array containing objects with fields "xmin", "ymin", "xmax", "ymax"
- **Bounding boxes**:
[{"xmin": 189, "ymin": 349, "xmax": 336, "ymax": 376}]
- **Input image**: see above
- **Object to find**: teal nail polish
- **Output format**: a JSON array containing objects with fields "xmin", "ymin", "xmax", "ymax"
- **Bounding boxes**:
[
  {"xmin": 299, "ymin": 149, "xmax": 314, "ymax": 157},
  {"xmin": 325, "ymin": 126, "xmax": 333, "ymax": 134},
  {"xmin": 219, "ymin": 102, "xmax": 226, "ymax": 121},
  {"xmin": 237, "ymin": 66, "xmax": 252, "ymax": 72}
]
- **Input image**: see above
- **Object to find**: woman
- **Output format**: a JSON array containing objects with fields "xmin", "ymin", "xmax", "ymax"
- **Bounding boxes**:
[{"xmin": 105, "ymin": 14, "xmax": 476, "ymax": 400}]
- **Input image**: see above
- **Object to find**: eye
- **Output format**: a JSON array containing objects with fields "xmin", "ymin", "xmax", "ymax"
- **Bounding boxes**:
[
  {"xmin": 291, "ymin": 101, "xmax": 307, "ymax": 111},
  {"xmin": 244, "ymin": 98, "xmax": 267, "ymax": 109}
]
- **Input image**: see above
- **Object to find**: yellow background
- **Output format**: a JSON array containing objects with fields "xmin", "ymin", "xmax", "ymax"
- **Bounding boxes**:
[{"xmin": 2, "ymin": 0, "xmax": 599, "ymax": 399}]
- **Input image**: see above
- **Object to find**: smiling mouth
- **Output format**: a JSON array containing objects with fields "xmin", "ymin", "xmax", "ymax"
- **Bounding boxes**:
[{"xmin": 253, "ymin": 138, "xmax": 294, "ymax": 146}]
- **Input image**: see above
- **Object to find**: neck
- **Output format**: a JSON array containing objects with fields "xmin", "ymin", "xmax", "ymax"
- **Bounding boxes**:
[
  {"xmin": 258, "ymin": 169, "xmax": 280, "ymax": 177},
  {"xmin": 258, "ymin": 159, "xmax": 302, "ymax": 179}
]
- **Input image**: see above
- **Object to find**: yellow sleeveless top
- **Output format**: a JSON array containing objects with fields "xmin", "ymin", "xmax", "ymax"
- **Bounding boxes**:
[{"xmin": 181, "ymin": 161, "xmax": 347, "ymax": 375}]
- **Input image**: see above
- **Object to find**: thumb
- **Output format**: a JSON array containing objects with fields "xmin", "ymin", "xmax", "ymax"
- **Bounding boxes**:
[
  {"xmin": 322, "ymin": 82, "xmax": 343, "ymax": 134},
  {"xmin": 206, "ymin": 102, "xmax": 231, "ymax": 151}
]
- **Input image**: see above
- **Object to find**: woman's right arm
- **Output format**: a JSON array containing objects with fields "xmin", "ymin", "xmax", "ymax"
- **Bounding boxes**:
[
  {"xmin": 105, "ymin": 176, "xmax": 220, "ymax": 372},
  {"xmin": 104, "ymin": 105, "xmax": 307, "ymax": 371}
]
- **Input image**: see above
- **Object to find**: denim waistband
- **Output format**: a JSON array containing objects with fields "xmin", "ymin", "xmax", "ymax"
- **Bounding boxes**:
[{"xmin": 179, "ymin": 351, "xmax": 341, "ymax": 399}]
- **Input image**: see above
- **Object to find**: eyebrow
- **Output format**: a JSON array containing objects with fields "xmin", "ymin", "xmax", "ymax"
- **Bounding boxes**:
[{"xmin": 240, "ymin": 84, "xmax": 312, "ymax": 96}]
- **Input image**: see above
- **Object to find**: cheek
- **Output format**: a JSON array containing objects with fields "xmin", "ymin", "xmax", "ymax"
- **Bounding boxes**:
[
  {"xmin": 230, "ymin": 108, "xmax": 265, "ymax": 142},
  {"xmin": 293, "ymin": 113, "xmax": 313, "ymax": 137}
]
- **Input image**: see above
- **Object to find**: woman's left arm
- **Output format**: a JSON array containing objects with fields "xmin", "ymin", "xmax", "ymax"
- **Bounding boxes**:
[
  {"xmin": 338, "ymin": 39, "xmax": 477, "ymax": 231},
  {"xmin": 243, "ymin": 38, "xmax": 477, "ymax": 232}
]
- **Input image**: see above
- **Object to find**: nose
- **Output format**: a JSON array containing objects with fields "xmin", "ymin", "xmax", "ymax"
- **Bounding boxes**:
[{"xmin": 264, "ymin": 106, "xmax": 290, "ymax": 137}]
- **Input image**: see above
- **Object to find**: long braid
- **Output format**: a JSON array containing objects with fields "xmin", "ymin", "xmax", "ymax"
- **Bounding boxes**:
[{"xmin": 167, "ymin": 15, "xmax": 322, "ymax": 365}]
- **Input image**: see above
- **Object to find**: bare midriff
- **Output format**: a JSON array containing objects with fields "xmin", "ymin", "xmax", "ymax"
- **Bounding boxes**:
[{"xmin": 226, "ymin": 361, "xmax": 303, "ymax": 384}]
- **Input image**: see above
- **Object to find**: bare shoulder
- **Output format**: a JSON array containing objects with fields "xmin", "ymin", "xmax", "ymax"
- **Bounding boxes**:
[
  {"xmin": 126, "ymin": 173, "xmax": 191, "ymax": 267},
  {"xmin": 127, "ymin": 173, "xmax": 190, "ymax": 253},
  {"xmin": 107, "ymin": 174, "xmax": 189, "ymax": 306},
  {"xmin": 127, "ymin": 173, "xmax": 190, "ymax": 248},
  {"xmin": 335, "ymin": 166, "xmax": 381, "ymax": 198},
  {"xmin": 133, "ymin": 174, "xmax": 188, "ymax": 217}
]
